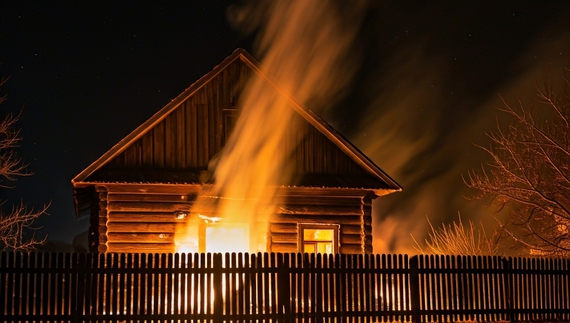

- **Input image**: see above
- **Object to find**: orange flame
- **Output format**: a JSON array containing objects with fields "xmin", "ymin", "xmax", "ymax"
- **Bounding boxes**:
[{"xmin": 176, "ymin": 0, "xmax": 368, "ymax": 253}]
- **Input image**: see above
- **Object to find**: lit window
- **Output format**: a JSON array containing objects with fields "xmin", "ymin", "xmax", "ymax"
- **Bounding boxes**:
[
  {"xmin": 205, "ymin": 224, "xmax": 250, "ymax": 253},
  {"xmin": 198, "ymin": 221, "xmax": 250, "ymax": 253},
  {"xmin": 299, "ymin": 224, "xmax": 338, "ymax": 254}
]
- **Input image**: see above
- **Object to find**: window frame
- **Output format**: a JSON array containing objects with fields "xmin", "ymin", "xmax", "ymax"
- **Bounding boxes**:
[{"xmin": 298, "ymin": 223, "xmax": 340, "ymax": 254}]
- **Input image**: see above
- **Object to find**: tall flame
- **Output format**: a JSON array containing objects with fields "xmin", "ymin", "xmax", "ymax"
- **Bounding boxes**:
[{"xmin": 176, "ymin": 0, "xmax": 368, "ymax": 253}]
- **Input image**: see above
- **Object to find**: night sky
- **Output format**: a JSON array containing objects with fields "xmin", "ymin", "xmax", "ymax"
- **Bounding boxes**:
[{"xmin": 1, "ymin": 1, "xmax": 570, "ymax": 253}]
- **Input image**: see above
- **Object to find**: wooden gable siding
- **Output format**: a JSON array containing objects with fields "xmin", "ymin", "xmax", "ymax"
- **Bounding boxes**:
[
  {"xmin": 289, "ymin": 112, "xmax": 371, "ymax": 177},
  {"xmin": 96, "ymin": 183, "xmax": 373, "ymax": 254},
  {"xmin": 85, "ymin": 57, "xmax": 383, "ymax": 188},
  {"xmin": 89, "ymin": 58, "xmax": 251, "ymax": 178}
]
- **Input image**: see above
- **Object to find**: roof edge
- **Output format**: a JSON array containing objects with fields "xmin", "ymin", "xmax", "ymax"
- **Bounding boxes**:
[
  {"xmin": 73, "ymin": 180, "xmax": 393, "ymax": 195},
  {"xmin": 239, "ymin": 53, "xmax": 402, "ymax": 192}
]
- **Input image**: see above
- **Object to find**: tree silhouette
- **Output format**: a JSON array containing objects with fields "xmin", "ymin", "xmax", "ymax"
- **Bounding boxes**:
[
  {"xmin": 467, "ymin": 69, "xmax": 570, "ymax": 257},
  {"xmin": 0, "ymin": 75, "xmax": 47, "ymax": 251}
]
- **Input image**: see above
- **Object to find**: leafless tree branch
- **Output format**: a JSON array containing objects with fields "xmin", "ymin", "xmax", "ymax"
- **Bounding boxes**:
[
  {"xmin": 467, "ymin": 70, "xmax": 570, "ymax": 257},
  {"xmin": 0, "ymin": 72, "xmax": 47, "ymax": 251}
]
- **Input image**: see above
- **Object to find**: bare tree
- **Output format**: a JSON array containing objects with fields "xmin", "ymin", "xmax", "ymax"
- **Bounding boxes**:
[
  {"xmin": 413, "ymin": 214, "xmax": 501, "ymax": 256},
  {"xmin": 0, "ymin": 75, "xmax": 47, "ymax": 251},
  {"xmin": 466, "ymin": 69, "xmax": 570, "ymax": 257}
]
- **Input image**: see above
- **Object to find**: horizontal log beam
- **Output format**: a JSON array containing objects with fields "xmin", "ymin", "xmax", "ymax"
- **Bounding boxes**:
[
  {"xmin": 107, "ymin": 232, "xmax": 174, "ymax": 243},
  {"xmin": 269, "ymin": 223, "xmax": 297, "ymax": 234},
  {"xmin": 282, "ymin": 196, "xmax": 363, "ymax": 207},
  {"xmin": 272, "ymin": 214, "xmax": 362, "ymax": 225},
  {"xmin": 106, "ymin": 195, "xmax": 367, "ymax": 209},
  {"xmin": 107, "ymin": 193, "xmax": 196, "ymax": 203},
  {"xmin": 108, "ymin": 212, "xmax": 178, "ymax": 223},
  {"xmin": 275, "ymin": 187, "xmax": 374, "ymax": 198},
  {"xmin": 270, "ymin": 243, "xmax": 298, "ymax": 253},
  {"xmin": 340, "ymin": 244, "xmax": 364, "ymax": 254},
  {"xmin": 340, "ymin": 225, "xmax": 366, "ymax": 235},
  {"xmin": 340, "ymin": 234, "xmax": 363, "ymax": 245},
  {"xmin": 277, "ymin": 205, "xmax": 362, "ymax": 216},
  {"xmin": 99, "ymin": 183, "xmax": 202, "ymax": 194},
  {"xmin": 271, "ymin": 233, "xmax": 298, "ymax": 244},
  {"xmin": 107, "ymin": 202, "xmax": 191, "ymax": 213},
  {"xmin": 107, "ymin": 222, "xmax": 176, "ymax": 233},
  {"xmin": 106, "ymin": 242, "xmax": 174, "ymax": 253}
]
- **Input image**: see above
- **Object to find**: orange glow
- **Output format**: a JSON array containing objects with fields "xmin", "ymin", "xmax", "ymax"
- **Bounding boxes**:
[
  {"xmin": 302, "ymin": 228, "xmax": 336, "ymax": 254},
  {"xmin": 204, "ymin": 223, "xmax": 250, "ymax": 253},
  {"xmin": 303, "ymin": 229, "xmax": 334, "ymax": 253},
  {"xmin": 175, "ymin": 0, "xmax": 366, "ymax": 253}
]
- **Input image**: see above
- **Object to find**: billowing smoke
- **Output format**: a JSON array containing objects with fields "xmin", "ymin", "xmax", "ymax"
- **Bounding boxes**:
[{"xmin": 350, "ymin": 3, "xmax": 570, "ymax": 254}]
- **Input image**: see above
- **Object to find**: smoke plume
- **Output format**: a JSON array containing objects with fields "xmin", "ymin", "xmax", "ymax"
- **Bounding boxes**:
[{"xmin": 351, "ymin": 2, "xmax": 570, "ymax": 254}]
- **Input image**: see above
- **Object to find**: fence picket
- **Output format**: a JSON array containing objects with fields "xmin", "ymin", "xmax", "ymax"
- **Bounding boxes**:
[
  {"xmin": 71, "ymin": 253, "xmax": 80, "ymax": 319},
  {"xmin": 2, "ymin": 252, "xmax": 570, "ymax": 323},
  {"xmin": 263, "ymin": 252, "xmax": 270, "ymax": 316}
]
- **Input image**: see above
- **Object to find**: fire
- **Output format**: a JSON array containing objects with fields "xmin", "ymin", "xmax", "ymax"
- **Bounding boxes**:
[
  {"xmin": 175, "ymin": 0, "xmax": 368, "ymax": 253},
  {"xmin": 175, "ymin": 194, "xmax": 271, "ymax": 253}
]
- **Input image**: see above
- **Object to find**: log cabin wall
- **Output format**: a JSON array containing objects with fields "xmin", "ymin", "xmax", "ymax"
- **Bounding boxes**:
[
  {"xmin": 270, "ymin": 190, "xmax": 374, "ymax": 254},
  {"xmin": 96, "ymin": 184, "xmax": 201, "ymax": 253},
  {"xmin": 90, "ymin": 184, "xmax": 374, "ymax": 254}
]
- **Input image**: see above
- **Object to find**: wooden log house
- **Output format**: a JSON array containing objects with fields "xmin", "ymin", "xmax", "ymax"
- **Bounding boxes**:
[{"xmin": 72, "ymin": 49, "xmax": 402, "ymax": 254}]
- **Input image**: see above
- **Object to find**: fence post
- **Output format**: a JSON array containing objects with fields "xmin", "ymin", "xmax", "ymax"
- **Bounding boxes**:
[
  {"xmin": 503, "ymin": 257, "xmax": 515, "ymax": 322},
  {"xmin": 409, "ymin": 255, "xmax": 421, "ymax": 323},
  {"xmin": 277, "ymin": 253, "xmax": 291, "ymax": 323},
  {"xmin": 71, "ymin": 253, "xmax": 80, "ymax": 322},
  {"xmin": 213, "ymin": 253, "xmax": 223, "ymax": 323}
]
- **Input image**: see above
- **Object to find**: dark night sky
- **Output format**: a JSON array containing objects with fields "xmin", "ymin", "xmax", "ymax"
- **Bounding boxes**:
[{"xmin": 1, "ymin": 1, "xmax": 569, "ymax": 253}]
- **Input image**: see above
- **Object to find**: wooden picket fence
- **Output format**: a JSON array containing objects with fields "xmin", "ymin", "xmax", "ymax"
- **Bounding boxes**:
[{"xmin": 1, "ymin": 252, "xmax": 570, "ymax": 323}]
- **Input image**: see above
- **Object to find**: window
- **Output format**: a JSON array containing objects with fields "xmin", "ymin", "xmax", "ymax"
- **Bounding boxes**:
[
  {"xmin": 299, "ymin": 224, "xmax": 339, "ymax": 254},
  {"xmin": 198, "ymin": 221, "xmax": 250, "ymax": 253}
]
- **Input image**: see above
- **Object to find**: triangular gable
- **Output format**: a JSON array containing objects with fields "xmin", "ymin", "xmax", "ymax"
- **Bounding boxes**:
[{"xmin": 72, "ymin": 48, "xmax": 401, "ymax": 196}]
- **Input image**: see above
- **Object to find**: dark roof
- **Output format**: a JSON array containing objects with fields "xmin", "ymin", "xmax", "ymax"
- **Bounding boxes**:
[{"xmin": 72, "ymin": 48, "xmax": 401, "ymax": 197}]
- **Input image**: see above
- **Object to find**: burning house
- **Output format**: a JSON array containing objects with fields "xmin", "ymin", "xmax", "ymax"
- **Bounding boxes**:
[{"xmin": 72, "ymin": 49, "xmax": 401, "ymax": 254}]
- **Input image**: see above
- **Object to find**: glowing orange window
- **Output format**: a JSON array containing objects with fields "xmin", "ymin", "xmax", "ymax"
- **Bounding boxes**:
[
  {"xmin": 196, "ymin": 220, "xmax": 251, "ymax": 253},
  {"xmin": 300, "ymin": 225, "xmax": 338, "ymax": 254}
]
